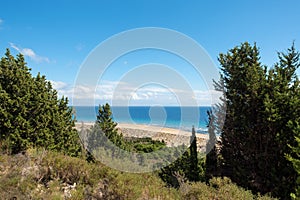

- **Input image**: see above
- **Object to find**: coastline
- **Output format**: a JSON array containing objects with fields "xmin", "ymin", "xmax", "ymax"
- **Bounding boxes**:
[{"xmin": 75, "ymin": 122, "xmax": 209, "ymax": 152}]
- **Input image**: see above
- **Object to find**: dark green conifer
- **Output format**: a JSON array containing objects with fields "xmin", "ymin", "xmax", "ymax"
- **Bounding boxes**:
[
  {"xmin": 188, "ymin": 126, "xmax": 201, "ymax": 182},
  {"xmin": 219, "ymin": 42, "xmax": 300, "ymax": 198},
  {"xmin": 205, "ymin": 110, "xmax": 218, "ymax": 182},
  {"xmin": 87, "ymin": 103, "xmax": 126, "ymax": 155},
  {"xmin": 0, "ymin": 49, "xmax": 81, "ymax": 156}
]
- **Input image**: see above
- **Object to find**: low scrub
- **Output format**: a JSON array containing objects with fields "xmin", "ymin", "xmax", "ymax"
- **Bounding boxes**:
[{"xmin": 0, "ymin": 149, "xmax": 276, "ymax": 199}]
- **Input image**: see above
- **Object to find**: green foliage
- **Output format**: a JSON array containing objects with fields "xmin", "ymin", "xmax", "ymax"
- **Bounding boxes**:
[
  {"xmin": 87, "ymin": 103, "xmax": 127, "ymax": 151},
  {"xmin": 189, "ymin": 126, "xmax": 202, "ymax": 182},
  {"xmin": 125, "ymin": 137, "xmax": 166, "ymax": 153},
  {"xmin": 159, "ymin": 143, "xmax": 205, "ymax": 188},
  {"xmin": 287, "ymin": 136, "xmax": 300, "ymax": 199},
  {"xmin": 219, "ymin": 42, "xmax": 300, "ymax": 198},
  {"xmin": 0, "ymin": 148, "xmax": 276, "ymax": 199},
  {"xmin": 0, "ymin": 149, "xmax": 181, "ymax": 199},
  {"xmin": 86, "ymin": 103, "xmax": 167, "ymax": 161},
  {"xmin": 205, "ymin": 110, "xmax": 219, "ymax": 181},
  {"xmin": 159, "ymin": 128, "xmax": 207, "ymax": 187},
  {"xmin": 205, "ymin": 78, "xmax": 226, "ymax": 182},
  {"xmin": 0, "ymin": 49, "xmax": 81, "ymax": 156},
  {"xmin": 181, "ymin": 177, "xmax": 276, "ymax": 200}
]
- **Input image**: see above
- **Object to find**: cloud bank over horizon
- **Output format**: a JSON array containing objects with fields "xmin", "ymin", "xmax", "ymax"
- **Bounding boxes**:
[{"xmin": 50, "ymin": 80, "xmax": 221, "ymax": 106}]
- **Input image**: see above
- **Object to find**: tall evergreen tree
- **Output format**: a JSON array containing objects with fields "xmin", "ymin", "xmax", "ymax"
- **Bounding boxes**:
[
  {"xmin": 263, "ymin": 45, "xmax": 300, "ymax": 197},
  {"xmin": 205, "ymin": 110, "xmax": 218, "ymax": 182},
  {"xmin": 219, "ymin": 43, "xmax": 266, "ymax": 188},
  {"xmin": 0, "ymin": 49, "xmax": 82, "ymax": 156},
  {"xmin": 286, "ymin": 62, "xmax": 300, "ymax": 199},
  {"xmin": 205, "ymin": 77, "xmax": 226, "ymax": 181},
  {"xmin": 219, "ymin": 42, "xmax": 300, "ymax": 198},
  {"xmin": 287, "ymin": 135, "xmax": 300, "ymax": 199},
  {"xmin": 0, "ymin": 50, "xmax": 34, "ymax": 153},
  {"xmin": 188, "ymin": 126, "xmax": 201, "ymax": 182}
]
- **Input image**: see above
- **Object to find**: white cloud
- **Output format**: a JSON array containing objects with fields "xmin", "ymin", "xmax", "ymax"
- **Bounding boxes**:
[
  {"xmin": 50, "ymin": 80, "xmax": 222, "ymax": 106},
  {"xmin": 50, "ymin": 81, "xmax": 68, "ymax": 90},
  {"xmin": 193, "ymin": 90, "xmax": 223, "ymax": 105},
  {"xmin": 9, "ymin": 43, "xmax": 50, "ymax": 63}
]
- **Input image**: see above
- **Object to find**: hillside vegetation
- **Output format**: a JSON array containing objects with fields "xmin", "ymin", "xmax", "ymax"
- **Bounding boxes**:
[
  {"xmin": 0, "ymin": 42, "xmax": 299, "ymax": 199},
  {"xmin": 0, "ymin": 149, "xmax": 275, "ymax": 200}
]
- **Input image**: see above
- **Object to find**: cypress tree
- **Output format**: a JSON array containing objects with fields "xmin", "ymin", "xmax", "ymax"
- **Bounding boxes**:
[
  {"xmin": 205, "ymin": 110, "xmax": 218, "ymax": 182},
  {"xmin": 205, "ymin": 77, "xmax": 227, "ymax": 181},
  {"xmin": 188, "ymin": 126, "xmax": 201, "ymax": 182}
]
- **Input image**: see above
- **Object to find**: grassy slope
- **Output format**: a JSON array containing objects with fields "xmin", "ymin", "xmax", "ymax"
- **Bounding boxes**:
[{"xmin": 0, "ymin": 149, "xmax": 276, "ymax": 200}]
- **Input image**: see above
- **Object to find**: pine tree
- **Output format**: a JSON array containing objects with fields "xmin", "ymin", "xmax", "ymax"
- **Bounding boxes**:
[
  {"xmin": 286, "ymin": 69, "xmax": 300, "ymax": 199},
  {"xmin": 0, "ymin": 50, "xmax": 34, "ymax": 153},
  {"xmin": 219, "ymin": 43, "xmax": 266, "ymax": 188},
  {"xmin": 87, "ymin": 103, "xmax": 126, "ymax": 154},
  {"xmin": 0, "ymin": 49, "xmax": 82, "ymax": 156},
  {"xmin": 96, "ymin": 103, "xmax": 119, "ymax": 143},
  {"xmin": 219, "ymin": 42, "xmax": 300, "ymax": 198},
  {"xmin": 263, "ymin": 44, "xmax": 300, "ymax": 197}
]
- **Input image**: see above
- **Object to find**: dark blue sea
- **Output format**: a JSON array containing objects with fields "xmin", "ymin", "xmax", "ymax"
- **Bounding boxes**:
[{"xmin": 73, "ymin": 106, "xmax": 211, "ymax": 133}]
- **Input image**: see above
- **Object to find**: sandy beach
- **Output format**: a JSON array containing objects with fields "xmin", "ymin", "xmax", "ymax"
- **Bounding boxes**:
[{"xmin": 76, "ymin": 122, "xmax": 209, "ymax": 151}]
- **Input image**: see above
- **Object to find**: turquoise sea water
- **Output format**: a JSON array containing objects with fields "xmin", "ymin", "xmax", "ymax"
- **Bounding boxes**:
[{"xmin": 73, "ymin": 106, "xmax": 210, "ymax": 133}]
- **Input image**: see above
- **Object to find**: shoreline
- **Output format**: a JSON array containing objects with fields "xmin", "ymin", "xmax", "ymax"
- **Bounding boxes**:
[
  {"xmin": 75, "ymin": 122, "xmax": 209, "ymax": 151},
  {"xmin": 75, "ymin": 122, "xmax": 208, "ymax": 138}
]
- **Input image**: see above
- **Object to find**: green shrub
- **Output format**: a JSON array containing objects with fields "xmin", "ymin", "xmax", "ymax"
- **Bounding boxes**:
[{"xmin": 181, "ymin": 177, "xmax": 276, "ymax": 200}]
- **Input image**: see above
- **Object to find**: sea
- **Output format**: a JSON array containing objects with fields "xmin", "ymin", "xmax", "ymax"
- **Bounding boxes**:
[{"xmin": 73, "ymin": 106, "xmax": 211, "ymax": 134}]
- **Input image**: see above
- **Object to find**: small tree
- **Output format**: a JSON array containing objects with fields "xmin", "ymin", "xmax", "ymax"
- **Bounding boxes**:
[
  {"xmin": 87, "ymin": 103, "xmax": 127, "ymax": 155},
  {"xmin": 96, "ymin": 104, "xmax": 118, "ymax": 141}
]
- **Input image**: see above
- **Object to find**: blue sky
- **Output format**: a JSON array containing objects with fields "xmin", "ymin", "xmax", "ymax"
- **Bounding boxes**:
[{"xmin": 0, "ymin": 0, "xmax": 300, "ymax": 106}]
